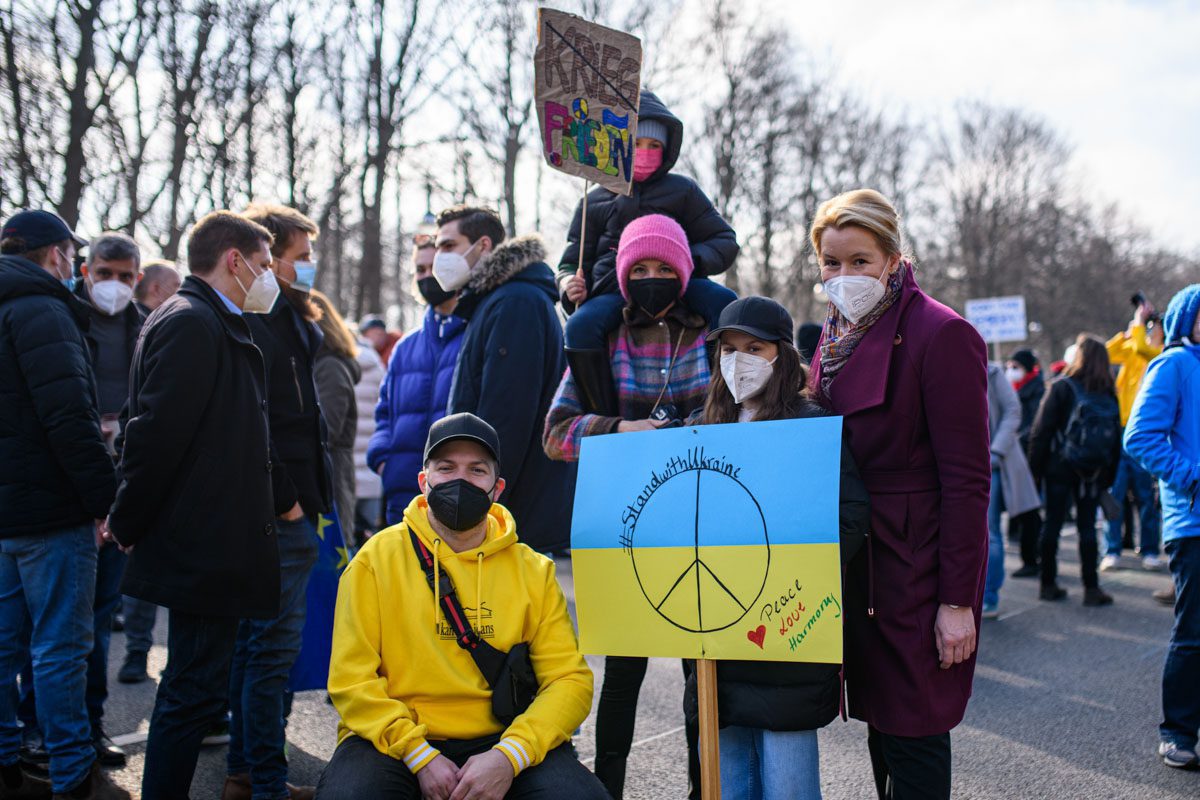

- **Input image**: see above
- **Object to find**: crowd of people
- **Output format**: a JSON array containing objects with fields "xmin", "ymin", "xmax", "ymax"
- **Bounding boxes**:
[{"xmin": 0, "ymin": 86, "xmax": 1196, "ymax": 800}]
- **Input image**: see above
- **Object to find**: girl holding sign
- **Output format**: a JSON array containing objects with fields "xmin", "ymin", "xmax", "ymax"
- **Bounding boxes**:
[
  {"xmin": 543, "ymin": 213, "xmax": 709, "ymax": 799},
  {"xmin": 685, "ymin": 296, "xmax": 870, "ymax": 800}
]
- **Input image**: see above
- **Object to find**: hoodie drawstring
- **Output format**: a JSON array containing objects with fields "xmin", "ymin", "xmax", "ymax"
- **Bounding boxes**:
[
  {"xmin": 432, "ymin": 538, "xmax": 442, "ymax": 631},
  {"xmin": 476, "ymin": 553, "xmax": 484, "ymax": 631}
]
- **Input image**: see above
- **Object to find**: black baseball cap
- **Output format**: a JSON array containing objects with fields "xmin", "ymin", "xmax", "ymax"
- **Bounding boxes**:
[
  {"xmin": 1, "ymin": 210, "xmax": 86, "ymax": 250},
  {"xmin": 706, "ymin": 296, "xmax": 794, "ymax": 343},
  {"xmin": 424, "ymin": 413, "xmax": 501, "ymax": 468}
]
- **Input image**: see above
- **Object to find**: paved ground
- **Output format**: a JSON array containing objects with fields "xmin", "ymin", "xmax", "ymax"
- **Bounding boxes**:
[{"xmin": 96, "ymin": 527, "xmax": 1197, "ymax": 798}]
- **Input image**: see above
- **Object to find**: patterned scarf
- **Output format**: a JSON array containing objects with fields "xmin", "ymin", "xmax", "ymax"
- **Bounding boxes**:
[{"xmin": 819, "ymin": 263, "xmax": 907, "ymax": 395}]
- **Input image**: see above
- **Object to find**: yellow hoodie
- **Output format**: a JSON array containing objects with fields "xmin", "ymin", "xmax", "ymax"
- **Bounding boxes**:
[
  {"xmin": 328, "ymin": 495, "xmax": 593, "ymax": 776},
  {"xmin": 1106, "ymin": 324, "xmax": 1163, "ymax": 425}
]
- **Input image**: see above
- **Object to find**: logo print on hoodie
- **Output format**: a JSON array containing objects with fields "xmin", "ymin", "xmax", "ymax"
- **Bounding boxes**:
[{"xmin": 438, "ymin": 601, "xmax": 495, "ymax": 640}]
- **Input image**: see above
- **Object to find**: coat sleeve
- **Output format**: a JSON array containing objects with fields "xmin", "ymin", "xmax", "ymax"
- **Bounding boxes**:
[
  {"xmin": 315, "ymin": 356, "xmax": 357, "ymax": 449},
  {"xmin": 12, "ymin": 300, "xmax": 116, "ymax": 519},
  {"xmin": 541, "ymin": 368, "xmax": 622, "ymax": 462},
  {"xmin": 1027, "ymin": 380, "xmax": 1070, "ymax": 484},
  {"xmin": 1125, "ymin": 355, "xmax": 1200, "ymax": 494},
  {"xmin": 991, "ymin": 370, "xmax": 1022, "ymax": 459},
  {"xmin": 919, "ymin": 317, "xmax": 991, "ymax": 607},
  {"xmin": 1105, "ymin": 331, "xmax": 1129, "ymax": 366},
  {"xmin": 680, "ymin": 180, "xmax": 739, "ymax": 278},
  {"xmin": 109, "ymin": 313, "xmax": 218, "ymax": 544}
]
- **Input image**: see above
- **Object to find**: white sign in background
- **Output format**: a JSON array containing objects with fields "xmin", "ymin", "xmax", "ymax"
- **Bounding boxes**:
[{"xmin": 965, "ymin": 295, "xmax": 1027, "ymax": 343}]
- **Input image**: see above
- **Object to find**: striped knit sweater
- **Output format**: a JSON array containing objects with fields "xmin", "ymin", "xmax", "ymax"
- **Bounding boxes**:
[{"xmin": 543, "ymin": 305, "xmax": 710, "ymax": 462}]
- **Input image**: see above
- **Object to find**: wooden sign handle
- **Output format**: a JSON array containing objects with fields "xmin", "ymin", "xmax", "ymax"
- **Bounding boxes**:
[{"xmin": 696, "ymin": 658, "xmax": 721, "ymax": 800}]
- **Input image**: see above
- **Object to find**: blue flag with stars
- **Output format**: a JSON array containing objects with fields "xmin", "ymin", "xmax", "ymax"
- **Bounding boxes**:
[{"xmin": 289, "ymin": 509, "xmax": 352, "ymax": 692}]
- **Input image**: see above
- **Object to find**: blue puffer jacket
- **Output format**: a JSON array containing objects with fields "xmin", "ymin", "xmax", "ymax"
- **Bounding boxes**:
[
  {"xmin": 367, "ymin": 306, "xmax": 466, "ymax": 522},
  {"xmin": 1125, "ymin": 284, "xmax": 1200, "ymax": 543}
]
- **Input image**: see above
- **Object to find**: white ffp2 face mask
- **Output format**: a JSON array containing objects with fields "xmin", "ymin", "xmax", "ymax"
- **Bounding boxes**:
[
  {"xmin": 89, "ymin": 279, "xmax": 134, "ymax": 315},
  {"xmin": 721, "ymin": 351, "xmax": 776, "ymax": 404},
  {"xmin": 824, "ymin": 271, "xmax": 888, "ymax": 324},
  {"xmin": 1005, "ymin": 367, "xmax": 1025, "ymax": 385},
  {"xmin": 432, "ymin": 239, "xmax": 481, "ymax": 292},
  {"xmin": 234, "ymin": 255, "xmax": 280, "ymax": 314}
]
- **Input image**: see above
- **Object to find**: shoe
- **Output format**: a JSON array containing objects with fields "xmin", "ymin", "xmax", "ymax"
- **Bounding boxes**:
[
  {"xmin": 981, "ymin": 602, "xmax": 1000, "ymax": 620},
  {"xmin": 1039, "ymin": 584, "xmax": 1067, "ymax": 601},
  {"xmin": 1158, "ymin": 740, "xmax": 1198, "ymax": 769},
  {"xmin": 1083, "ymin": 587, "xmax": 1114, "ymax": 607},
  {"xmin": 1099, "ymin": 555, "xmax": 1121, "ymax": 572},
  {"xmin": 92, "ymin": 730, "xmax": 127, "ymax": 767},
  {"xmin": 220, "ymin": 775, "xmax": 314, "ymax": 800},
  {"xmin": 201, "ymin": 719, "xmax": 231, "ymax": 747},
  {"xmin": 1142, "ymin": 554, "xmax": 1164, "ymax": 571},
  {"xmin": 50, "ymin": 763, "xmax": 131, "ymax": 800},
  {"xmin": 0, "ymin": 762, "xmax": 52, "ymax": 799},
  {"xmin": 1153, "ymin": 587, "xmax": 1176, "ymax": 606},
  {"xmin": 109, "ymin": 613, "xmax": 124, "ymax": 633},
  {"xmin": 116, "ymin": 652, "xmax": 148, "ymax": 684},
  {"xmin": 1011, "ymin": 564, "xmax": 1039, "ymax": 578}
]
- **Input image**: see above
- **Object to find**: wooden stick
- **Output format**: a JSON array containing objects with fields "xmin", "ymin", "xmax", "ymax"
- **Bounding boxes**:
[
  {"xmin": 576, "ymin": 180, "xmax": 590, "ymax": 281},
  {"xmin": 696, "ymin": 658, "xmax": 721, "ymax": 800}
]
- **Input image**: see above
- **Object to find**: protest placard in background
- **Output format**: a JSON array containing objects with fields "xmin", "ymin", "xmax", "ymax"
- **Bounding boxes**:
[
  {"xmin": 535, "ymin": 7, "xmax": 642, "ymax": 195},
  {"xmin": 965, "ymin": 295, "xmax": 1028, "ymax": 343},
  {"xmin": 571, "ymin": 418, "xmax": 845, "ymax": 664}
]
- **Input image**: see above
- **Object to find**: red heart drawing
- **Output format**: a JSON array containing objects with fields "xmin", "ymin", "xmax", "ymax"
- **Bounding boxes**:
[{"xmin": 747, "ymin": 625, "xmax": 766, "ymax": 649}]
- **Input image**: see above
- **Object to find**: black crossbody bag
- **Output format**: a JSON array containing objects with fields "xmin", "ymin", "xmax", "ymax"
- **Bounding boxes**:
[{"xmin": 407, "ymin": 527, "xmax": 538, "ymax": 724}]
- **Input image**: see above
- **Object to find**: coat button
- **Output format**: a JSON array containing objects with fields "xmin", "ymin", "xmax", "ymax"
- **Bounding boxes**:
[
  {"xmin": 266, "ymin": 461, "xmax": 273, "ymax": 472},
  {"xmin": 264, "ymin": 522, "xmax": 274, "ymax": 536},
  {"xmin": 261, "ymin": 400, "xmax": 268, "ymax": 410}
]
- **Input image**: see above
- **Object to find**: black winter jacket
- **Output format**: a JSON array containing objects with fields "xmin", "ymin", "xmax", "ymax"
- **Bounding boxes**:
[
  {"xmin": 109, "ymin": 277, "xmax": 280, "ymax": 618},
  {"xmin": 557, "ymin": 91, "xmax": 739, "ymax": 308},
  {"xmin": 1015, "ymin": 369, "xmax": 1046, "ymax": 452},
  {"xmin": 245, "ymin": 294, "xmax": 334, "ymax": 517},
  {"xmin": 449, "ymin": 235, "xmax": 577, "ymax": 553},
  {"xmin": 685, "ymin": 400, "xmax": 871, "ymax": 732},
  {"xmin": 1027, "ymin": 376, "xmax": 1120, "ymax": 488},
  {"xmin": 0, "ymin": 255, "xmax": 116, "ymax": 536}
]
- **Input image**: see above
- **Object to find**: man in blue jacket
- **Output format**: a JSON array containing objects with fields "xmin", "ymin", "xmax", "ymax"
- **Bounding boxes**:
[
  {"xmin": 1125, "ymin": 283, "xmax": 1200, "ymax": 771},
  {"xmin": 433, "ymin": 206, "xmax": 575, "ymax": 553},
  {"xmin": 367, "ymin": 233, "xmax": 466, "ymax": 525}
]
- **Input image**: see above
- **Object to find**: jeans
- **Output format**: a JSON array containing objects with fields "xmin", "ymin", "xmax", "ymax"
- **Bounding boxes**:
[
  {"xmin": 142, "ymin": 609, "xmax": 240, "ymax": 799},
  {"xmin": 1105, "ymin": 449, "xmax": 1162, "ymax": 557},
  {"xmin": 228, "ymin": 515, "xmax": 319, "ymax": 798},
  {"xmin": 124, "ymin": 595, "xmax": 159, "ymax": 656},
  {"xmin": 564, "ymin": 278, "xmax": 737, "ymax": 350},
  {"xmin": 1161, "ymin": 537, "xmax": 1200, "ymax": 749},
  {"xmin": 0, "ymin": 525, "xmax": 97, "ymax": 793},
  {"xmin": 1040, "ymin": 477, "xmax": 1101, "ymax": 589},
  {"xmin": 315, "ymin": 735, "xmax": 609, "ymax": 799},
  {"xmin": 984, "ymin": 468, "xmax": 1005, "ymax": 607},
  {"xmin": 867, "ymin": 726, "xmax": 950, "ymax": 800},
  {"xmin": 719, "ymin": 726, "xmax": 821, "ymax": 800}
]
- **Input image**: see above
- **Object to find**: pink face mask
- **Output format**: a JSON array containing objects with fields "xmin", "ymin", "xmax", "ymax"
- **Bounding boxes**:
[{"xmin": 632, "ymin": 147, "xmax": 664, "ymax": 182}]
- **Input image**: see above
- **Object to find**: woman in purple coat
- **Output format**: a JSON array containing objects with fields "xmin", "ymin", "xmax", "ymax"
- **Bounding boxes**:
[{"xmin": 807, "ymin": 190, "xmax": 990, "ymax": 800}]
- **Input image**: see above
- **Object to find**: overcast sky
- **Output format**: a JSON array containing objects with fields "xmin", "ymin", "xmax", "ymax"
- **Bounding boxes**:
[{"xmin": 776, "ymin": 0, "xmax": 1200, "ymax": 252}]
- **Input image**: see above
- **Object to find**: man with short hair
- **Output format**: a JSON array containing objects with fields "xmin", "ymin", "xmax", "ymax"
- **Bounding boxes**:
[
  {"xmin": 0, "ymin": 209, "xmax": 125, "ymax": 797},
  {"xmin": 359, "ymin": 315, "xmax": 400, "ymax": 365},
  {"xmin": 133, "ymin": 259, "xmax": 181, "ymax": 314},
  {"xmin": 437, "ymin": 206, "xmax": 575, "ymax": 553},
  {"xmin": 227, "ymin": 203, "xmax": 334, "ymax": 800},
  {"xmin": 107, "ymin": 210, "xmax": 281, "ymax": 797},
  {"xmin": 317, "ymin": 413, "xmax": 606, "ymax": 800}
]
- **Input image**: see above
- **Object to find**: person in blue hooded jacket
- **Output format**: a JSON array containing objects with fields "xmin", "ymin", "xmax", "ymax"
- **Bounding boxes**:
[
  {"xmin": 1124, "ymin": 283, "xmax": 1200, "ymax": 771},
  {"xmin": 367, "ymin": 234, "xmax": 466, "ymax": 525}
]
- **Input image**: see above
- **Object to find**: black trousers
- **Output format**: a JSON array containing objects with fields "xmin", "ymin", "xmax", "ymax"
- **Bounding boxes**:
[
  {"xmin": 1040, "ymin": 478, "xmax": 1100, "ymax": 589},
  {"xmin": 867, "ymin": 726, "xmax": 951, "ymax": 800},
  {"xmin": 315, "ymin": 735, "xmax": 609, "ymax": 799},
  {"xmin": 1009, "ymin": 509, "xmax": 1042, "ymax": 568}
]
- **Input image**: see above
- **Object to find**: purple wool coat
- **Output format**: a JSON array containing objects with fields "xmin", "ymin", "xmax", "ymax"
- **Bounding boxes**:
[{"xmin": 810, "ymin": 265, "xmax": 990, "ymax": 737}]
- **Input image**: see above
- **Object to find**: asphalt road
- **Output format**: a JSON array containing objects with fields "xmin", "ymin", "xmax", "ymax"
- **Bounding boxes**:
[{"xmin": 97, "ymin": 527, "xmax": 1196, "ymax": 799}]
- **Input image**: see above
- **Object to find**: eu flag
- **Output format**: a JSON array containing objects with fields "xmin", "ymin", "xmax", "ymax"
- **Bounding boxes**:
[{"xmin": 289, "ymin": 510, "xmax": 351, "ymax": 692}]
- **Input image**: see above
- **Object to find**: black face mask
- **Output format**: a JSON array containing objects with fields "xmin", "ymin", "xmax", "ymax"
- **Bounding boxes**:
[
  {"xmin": 628, "ymin": 277, "xmax": 681, "ymax": 317},
  {"xmin": 427, "ymin": 478, "xmax": 494, "ymax": 532},
  {"xmin": 417, "ymin": 276, "xmax": 456, "ymax": 307}
]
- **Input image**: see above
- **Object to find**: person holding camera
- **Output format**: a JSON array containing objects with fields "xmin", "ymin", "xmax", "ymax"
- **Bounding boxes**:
[
  {"xmin": 542, "ymin": 213, "xmax": 713, "ymax": 799},
  {"xmin": 317, "ymin": 413, "xmax": 605, "ymax": 799}
]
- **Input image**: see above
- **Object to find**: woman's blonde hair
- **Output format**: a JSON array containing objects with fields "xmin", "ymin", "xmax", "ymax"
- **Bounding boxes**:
[
  {"xmin": 309, "ymin": 290, "xmax": 359, "ymax": 360},
  {"xmin": 809, "ymin": 189, "xmax": 904, "ymax": 258}
]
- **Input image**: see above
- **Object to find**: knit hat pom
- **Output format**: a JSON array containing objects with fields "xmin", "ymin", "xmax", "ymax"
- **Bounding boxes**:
[{"xmin": 615, "ymin": 214, "xmax": 694, "ymax": 301}]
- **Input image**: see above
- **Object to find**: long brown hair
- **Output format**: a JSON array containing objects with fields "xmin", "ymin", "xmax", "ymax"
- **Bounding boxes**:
[
  {"xmin": 309, "ymin": 289, "xmax": 358, "ymax": 360},
  {"xmin": 1064, "ymin": 334, "xmax": 1114, "ymax": 395},
  {"xmin": 702, "ymin": 339, "xmax": 809, "ymax": 423}
]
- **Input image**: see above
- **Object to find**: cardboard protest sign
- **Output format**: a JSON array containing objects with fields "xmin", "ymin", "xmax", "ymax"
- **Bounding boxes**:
[
  {"xmin": 535, "ymin": 7, "xmax": 642, "ymax": 195},
  {"xmin": 571, "ymin": 418, "xmax": 845, "ymax": 663}
]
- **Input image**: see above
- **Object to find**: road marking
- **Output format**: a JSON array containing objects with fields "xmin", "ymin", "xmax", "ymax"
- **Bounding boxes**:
[
  {"xmin": 111, "ymin": 730, "xmax": 148, "ymax": 747},
  {"xmin": 580, "ymin": 724, "xmax": 687, "ymax": 767}
]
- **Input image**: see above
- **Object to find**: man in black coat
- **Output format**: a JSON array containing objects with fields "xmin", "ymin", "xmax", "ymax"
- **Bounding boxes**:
[
  {"xmin": 436, "ymin": 206, "xmax": 576, "ymax": 554},
  {"xmin": 106, "ymin": 210, "xmax": 280, "ymax": 798},
  {"xmin": 0, "ymin": 210, "xmax": 124, "ymax": 797}
]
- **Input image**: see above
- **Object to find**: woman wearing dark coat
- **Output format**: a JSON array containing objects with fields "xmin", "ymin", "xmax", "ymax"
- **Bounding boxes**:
[
  {"xmin": 310, "ymin": 290, "xmax": 361, "ymax": 533},
  {"xmin": 1005, "ymin": 349, "xmax": 1046, "ymax": 575},
  {"xmin": 807, "ymin": 190, "xmax": 990, "ymax": 800}
]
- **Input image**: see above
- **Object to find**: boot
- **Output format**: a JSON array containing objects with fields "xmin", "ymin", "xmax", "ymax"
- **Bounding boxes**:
[
  {"xmin": 566, "ymin": 348, "xmax": 618, "ymax": 416},
  {"xmin": 0, "ymin": 762, "xmax": 52, "ymax": 799},
  {"xmin": 593, "ymin": 752, "xmax": 627, "ymax": 800},
  {"xmin": 116, "ymin": 651, "xmax": 148, "ymax": 684},
  {"xmin": 50, "ymin": 763, "xmax": 130, "ymax": 800},
  {"xmin": 222, "ymin": 775, "xmax": 314, "ymax": 800},
  {"xmin": 1083, "ymin": 587, "xmax": 1114, "ymax": 607},
  {"xmin": 1039, "ymin": 584, "xmax": 1067, "ymax": 601}
]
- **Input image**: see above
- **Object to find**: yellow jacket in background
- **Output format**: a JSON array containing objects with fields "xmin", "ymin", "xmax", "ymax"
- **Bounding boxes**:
[
  {"xmin": 328, "ymin": 495, "xmax": 593, "ymax": 775},
  {"xmin": 1106, "ymin": 323, "xmax": 1163, "ymax": 425}
]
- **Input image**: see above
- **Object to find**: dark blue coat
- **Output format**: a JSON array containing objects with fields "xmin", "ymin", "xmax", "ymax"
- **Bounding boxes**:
[{"xmin": 367, "ymin": 307, "xmax": 466, "ymax": 521}]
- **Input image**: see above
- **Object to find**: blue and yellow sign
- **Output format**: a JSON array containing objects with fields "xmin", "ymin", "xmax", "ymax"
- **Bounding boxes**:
[{"xmin": 571, "ymin": 418, "xmax": 844, "ymax": 663}]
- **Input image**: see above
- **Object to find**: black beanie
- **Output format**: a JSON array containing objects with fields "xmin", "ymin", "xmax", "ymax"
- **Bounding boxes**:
[{"xmin": 1009, "ymin": 349, "xmax": 1037, "ymax": 372}]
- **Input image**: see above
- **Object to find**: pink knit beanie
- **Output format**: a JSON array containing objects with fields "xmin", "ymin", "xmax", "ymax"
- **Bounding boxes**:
[{"xmin": 615, "ymin": 214, "xmax": 694, "ymax": 301}]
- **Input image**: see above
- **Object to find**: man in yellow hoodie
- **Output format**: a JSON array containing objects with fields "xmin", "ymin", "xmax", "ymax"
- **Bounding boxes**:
[
  {"xmin": 1102, "ymin": 300, "xmax": 1165, "ymax": 572},
  {"xmin": 316, "ymin": 413, "xmax": 607, "ymax": 800}
]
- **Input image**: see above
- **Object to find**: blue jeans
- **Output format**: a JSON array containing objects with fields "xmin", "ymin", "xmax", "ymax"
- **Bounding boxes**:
[
  {"xmin": 1105, "ymin": 449, "xmax": 1162, "ymax": 557},
  {"xmin": 228, "ymin": 515, "xmax": 319, "ymax": 798},
  {"xmin": 984, "ymin": 468, "xmax": 1005, "ymax": 607},
  {"xmin": 0, "ymin": 525, "xmax": 96, "ymax": 792},
  {"xmin": 719, "ymin": 726, "xmax": 821, "ymax": 800},
  {"xmin": 1161, "ymin": 537, "xmax": 1200, "ymax": 749},
  {"xmin": 564, "ymin": 278, "xmax": 737, "ymax": 350},
  {"xmin": 123, "ymin": 595, "xmax": 159, "ymax": 656}
]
